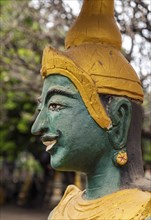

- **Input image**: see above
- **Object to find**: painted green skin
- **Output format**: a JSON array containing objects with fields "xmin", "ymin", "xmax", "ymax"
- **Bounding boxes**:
[{"xmin": 31, "ymin": 74, "xmax": 132, "ymax": 200}]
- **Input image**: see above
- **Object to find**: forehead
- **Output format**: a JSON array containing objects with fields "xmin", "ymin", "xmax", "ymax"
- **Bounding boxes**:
[{"xmin": 41, "ymin": 74, "xmax": 79, "ymax": 98}]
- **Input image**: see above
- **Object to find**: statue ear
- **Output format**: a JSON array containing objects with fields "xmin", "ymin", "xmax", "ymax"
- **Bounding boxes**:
[{"xmin": 107, "ymin": 97, "xmax": 132, "ymax": 149}]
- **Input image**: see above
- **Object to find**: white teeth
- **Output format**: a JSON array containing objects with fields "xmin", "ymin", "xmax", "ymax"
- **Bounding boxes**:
[{"xmin": 43, "ymin": 140, "xmax": 57, "ymax": 152}]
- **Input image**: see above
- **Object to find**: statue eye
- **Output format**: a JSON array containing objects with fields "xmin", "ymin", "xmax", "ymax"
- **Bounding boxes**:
[{"xmin": 48, "ymin": 103, "xmax": 64, "ymax": 111}]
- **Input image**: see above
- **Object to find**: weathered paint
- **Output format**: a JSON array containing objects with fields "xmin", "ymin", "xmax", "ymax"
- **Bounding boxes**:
[{"xmin": 32, "ymin": 75, "xmax": 132, "ymax": 200}]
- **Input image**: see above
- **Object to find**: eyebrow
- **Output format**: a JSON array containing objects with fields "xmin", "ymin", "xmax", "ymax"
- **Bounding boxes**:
[{"xmin": 44, "ymin": 88, "xmax": 77, "ymax": 103}]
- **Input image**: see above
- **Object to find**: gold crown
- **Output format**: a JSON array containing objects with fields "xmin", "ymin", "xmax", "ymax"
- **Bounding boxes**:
[{"xmin": 41, "ymin": 0, "xmax": 144, "ymax": 129}]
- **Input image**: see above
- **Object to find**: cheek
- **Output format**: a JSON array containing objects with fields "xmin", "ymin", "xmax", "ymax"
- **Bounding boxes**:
[
  {"xmin": 49, "ymin": 108, "xmax": 107, "ymax": 151},
  {"xmin": 50, "ymin": 108, "xmax": 81, "ymax": 131}
]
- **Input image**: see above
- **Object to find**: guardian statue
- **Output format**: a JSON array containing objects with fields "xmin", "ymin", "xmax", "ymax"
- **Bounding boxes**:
[{"xmin": 32, "ymin": 0, "xmax": 151, "ymax": 219}]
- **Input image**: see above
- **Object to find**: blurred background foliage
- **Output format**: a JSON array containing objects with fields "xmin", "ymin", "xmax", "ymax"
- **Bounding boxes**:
[
  {"xmin": 0, "ymin": 0, "xmax": 151, "ymax": 207},
  {"xmin": 0, "ymin": 0, "xmax": 76, "ymax": 161}
]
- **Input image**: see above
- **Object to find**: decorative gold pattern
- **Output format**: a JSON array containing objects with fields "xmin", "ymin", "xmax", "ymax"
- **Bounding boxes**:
[
  {"xmin": 49, "ymin": 185, "xmax": 151, "ymax": 220},
  {"xmin": 116, "ymin": 150, "xmax": 128, "ymax": 166}
]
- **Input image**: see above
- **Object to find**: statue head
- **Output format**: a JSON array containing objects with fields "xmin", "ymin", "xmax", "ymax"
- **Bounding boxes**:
[{"xmin": 32, "ymin": 0, "xmax": 149, "ymax": 193}]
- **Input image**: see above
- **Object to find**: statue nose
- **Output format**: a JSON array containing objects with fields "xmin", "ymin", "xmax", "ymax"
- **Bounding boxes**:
[{"xmin": 31, "ymin": 110, "xmax": 49, "ymax": 136}]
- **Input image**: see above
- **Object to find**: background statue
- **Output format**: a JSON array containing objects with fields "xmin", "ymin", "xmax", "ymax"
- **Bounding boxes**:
[{"xmin": 31, "ymin": 0, "xmax": 151, "ymax": 219}]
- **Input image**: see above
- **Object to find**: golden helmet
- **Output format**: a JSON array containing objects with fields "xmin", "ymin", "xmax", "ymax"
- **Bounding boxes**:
[{"xmin": 41, "ymin": 0, "xmax": 143, "ymax": 129}]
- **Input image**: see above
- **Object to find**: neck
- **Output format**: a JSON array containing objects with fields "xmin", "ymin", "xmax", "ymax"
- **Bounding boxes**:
[{"xmin": 84, "ymin": 154, "xmax": 120, "ymax": 200}]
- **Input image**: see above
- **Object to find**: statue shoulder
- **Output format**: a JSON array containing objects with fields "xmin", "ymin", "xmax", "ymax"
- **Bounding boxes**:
[
  {"xmin": 48, "ymin": 187, "xmax": 151, "ymax": 220},
  {"xmin": 48, "ymin": 185, "xmax": 81, "ymax": 220},
  {"xmin": 113, "ymin": 188, "xmax": 151, "ymax": 219}
]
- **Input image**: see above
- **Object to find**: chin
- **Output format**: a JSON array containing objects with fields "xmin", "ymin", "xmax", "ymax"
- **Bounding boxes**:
[
  {"xmin": 50, "ymin": 158, "xmax": 77, "ymax": 172},
  {"xmin": 51, "ymin": 156, "xmax": 67, "ymax": 171}
]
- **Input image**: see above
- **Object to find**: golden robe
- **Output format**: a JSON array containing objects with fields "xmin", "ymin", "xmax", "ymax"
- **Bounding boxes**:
[{"xmin": 48, "ymin": 185, "xmax": 151, "ymax": 220}]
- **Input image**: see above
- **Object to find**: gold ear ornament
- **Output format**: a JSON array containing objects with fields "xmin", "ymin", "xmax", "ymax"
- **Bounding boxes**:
[{"xmin": 113, "ymin": 149, "xmax": 128, "ymax": 166}]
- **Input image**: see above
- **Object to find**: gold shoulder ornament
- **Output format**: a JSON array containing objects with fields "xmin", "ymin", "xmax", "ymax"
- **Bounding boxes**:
[{"xmin": 49, "ymin": 185, "xmax": 151, "ymax": 220}]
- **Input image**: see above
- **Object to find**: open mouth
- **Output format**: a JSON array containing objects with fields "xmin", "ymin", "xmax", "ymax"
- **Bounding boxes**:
[{"xmin": 42, "ymin": 140, "xmax": 57, "ymax": 152}]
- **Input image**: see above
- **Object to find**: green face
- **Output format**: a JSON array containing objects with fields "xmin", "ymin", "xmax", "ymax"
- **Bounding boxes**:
[{"xmin": 31, "ymin": 75, "xmax": 109, "ymax": 172}]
